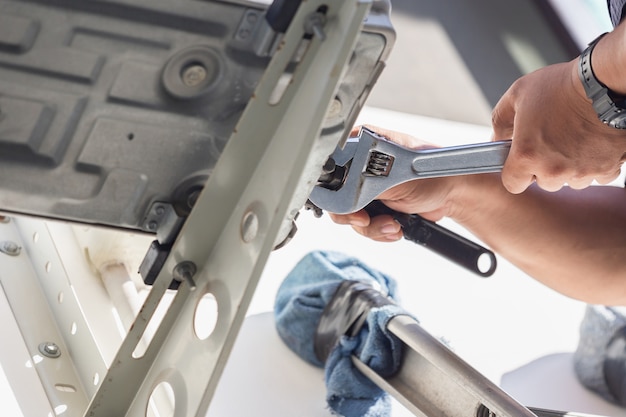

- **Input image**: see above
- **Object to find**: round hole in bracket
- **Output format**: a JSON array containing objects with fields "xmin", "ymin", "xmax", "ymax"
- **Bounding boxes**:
[
  {"xmin": 57, "ymin": 291, "xmax": 64, "ymax": 304},
  {"xmin": 45, "ymin": 261, "xmax": 52, "ymax": 273},
  {"xmin": 32, "ymin": 232, "xmax": 39, "ymax": 243},
  {"xmin": 146, "ymin": 381, "xmax": 175, "ymax": 417},
  {"xmin": 70, "ymin": 322, "xmax": 77, "ymax": 335},
  {"xmin": 193, "ymin": 292, "xmax": 218, "ymax": 340},
  {"xmin": 93, "ymin": 372, "xmax": 100, "ymax": 386}
]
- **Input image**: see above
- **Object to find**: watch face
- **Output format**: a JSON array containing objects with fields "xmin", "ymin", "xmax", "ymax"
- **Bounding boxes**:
[
  {"xmin": 593, "ymin": 92, "xmax": 626, "ymax": 129},
  {"xmin": 608, "ymin": 113, "xmax": 626, "ymax": 129},
  {"xmin": 607, "ymin": 95, "xmax": 626, "ymax": 128}
]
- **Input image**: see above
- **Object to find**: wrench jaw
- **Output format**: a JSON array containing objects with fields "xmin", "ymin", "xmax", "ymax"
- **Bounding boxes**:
[
  {"xmin": 310, "ymin": 127, "xmax": 414, "ymax": 214},
  {"xmin": 309, "ymin": 129, "xmax": 381, "ymax": 214}
]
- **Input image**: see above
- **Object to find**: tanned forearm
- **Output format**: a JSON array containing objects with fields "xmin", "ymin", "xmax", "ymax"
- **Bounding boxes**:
[{"xmin": 451, "ymin": 174, "xmax": 626, "ymax": 305}]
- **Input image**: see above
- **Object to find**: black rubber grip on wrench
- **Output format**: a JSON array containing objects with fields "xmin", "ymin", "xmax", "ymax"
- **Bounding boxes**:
[{"xmin": 364, "ymin": 201, "xmax": 497, "ymax": 277}]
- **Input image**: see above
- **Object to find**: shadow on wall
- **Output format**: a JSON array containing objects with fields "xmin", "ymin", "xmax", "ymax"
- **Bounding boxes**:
[
  {"xmin": 389, "ymin": 0, "xmax": 576, "ymax": 106},
  {"xmin": 369, "ymin": 0, "xmax": 578, "ymax": 124}
]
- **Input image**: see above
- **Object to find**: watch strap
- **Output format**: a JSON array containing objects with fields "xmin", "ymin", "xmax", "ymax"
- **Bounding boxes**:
[{"xmin": 578, "ymin": 32, "xmax": 626, "ymax": 129}]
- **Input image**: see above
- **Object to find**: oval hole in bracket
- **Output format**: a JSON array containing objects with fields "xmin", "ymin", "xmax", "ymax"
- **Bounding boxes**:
[
  {"xmin": 146, "ymin": 381, "xmax": 175, "ymax": 417},
  {"xmin": 193, "ymin": 293, "xmax": 218, "ymax": 340},
  {"xmin": 55, "ymin": 383, "xmax": 77, "ymax": 393}
]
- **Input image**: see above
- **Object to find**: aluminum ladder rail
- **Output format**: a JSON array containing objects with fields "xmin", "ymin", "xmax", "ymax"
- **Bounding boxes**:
[{"xmin": 353, "ymin": 314, "xmax": 606, "ymax": 417}]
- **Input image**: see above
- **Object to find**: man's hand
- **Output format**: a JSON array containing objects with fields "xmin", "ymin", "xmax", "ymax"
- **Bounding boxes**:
[
  {"xmin": 492, "ymin": 59, "xmax": 626, "ymax": 194},
  {"xmin": 328, "ymin": 126, "xmax": 465, "ymax": 241}
]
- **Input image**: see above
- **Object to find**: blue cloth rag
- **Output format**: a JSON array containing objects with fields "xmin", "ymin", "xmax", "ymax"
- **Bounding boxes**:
[
  {"xmin": 274, "ymin": 250, "xmax": 411, "ymax": 417},
  {"xmin": 574, "ymin": 304, "xmax": 626, "ymax": 406}
]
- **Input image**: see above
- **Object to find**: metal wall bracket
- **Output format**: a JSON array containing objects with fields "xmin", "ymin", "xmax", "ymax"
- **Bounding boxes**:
[
  {"xmin": 0, "ymin": 218, "xmax": 119, "ymax": 417},
  {"xmin": 78, "ymin": 0, "xmax": 371, "ymax": 416},
  {"xmin": 0, "ymin": 0, "xmax": 380, "ymax": 415}
]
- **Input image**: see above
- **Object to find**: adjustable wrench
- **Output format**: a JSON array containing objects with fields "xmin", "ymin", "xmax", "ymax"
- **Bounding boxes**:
[
  {"xmin": 308, "ymin": 127, "xmax": 511, "ymax": 277},
  {"xmin": 309, "ymin": 127, "xmax": 511, "ymax": 214}
]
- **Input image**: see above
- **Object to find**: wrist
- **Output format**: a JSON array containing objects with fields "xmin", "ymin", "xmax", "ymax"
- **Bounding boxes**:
[
  {"xmin": 447, "ymin": 173, "xmax": 524, "ymax": 248},
  {"xmin": 588, "ymin": 28, "xmax": 626, "ymax": 95},
  {"xmin": 578, "ymin": 30, "xmax": 626, "ymax": 128},
  {"xmin": 446, "ymin": 174, "xmax": 495, "ymax": 224}
]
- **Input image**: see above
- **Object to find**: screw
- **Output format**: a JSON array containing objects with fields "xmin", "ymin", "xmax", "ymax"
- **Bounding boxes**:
[
  {"xmin": 322, "ymin": 158, "xmax": 336, "ymax": 174},
  {"xmin": 0, "ymin": 241, "xmax": 21, "ymax": 256},
  {"xmin": 146, "ymin": 221, "xmax": 158, "ymax": 232},
  {"xmin": 182, "ymin": 64, "xmax": 207, "ymax": 87},
  {"xmin": 238, "ymin": 28, "xmax": 250, "ymax": 39},
  {"xmin": 326, "ymin": 98, "xmax": 342, "ymax": 119},
  {"xmin": 241, "ymin": 211, "xmax": 259, "ymax": 243},
  {"xmin": 173, "ymin": 261, "xmax": 197, "ymax": 291},
  {"xmin": 246, "ymin": 12, "xmax": 258, "ymax": 24},
  {"xmin": 39, "ymin": 342, "xmax": 61, "ymax": 358},
  {"xmin": 304, "ymin": 13, "xmax": 327, "ymax": 41}
]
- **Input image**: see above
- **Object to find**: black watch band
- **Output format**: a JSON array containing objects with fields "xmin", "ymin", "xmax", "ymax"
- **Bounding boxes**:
[{"xmin": 578, "ymin": 32, "xmax": 626, "ymax": 129}]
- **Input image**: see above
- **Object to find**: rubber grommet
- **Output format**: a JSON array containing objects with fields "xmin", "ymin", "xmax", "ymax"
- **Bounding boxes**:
[{"xmin": 162, "ymin": 46, "xmax": 223, "ymax": 100}]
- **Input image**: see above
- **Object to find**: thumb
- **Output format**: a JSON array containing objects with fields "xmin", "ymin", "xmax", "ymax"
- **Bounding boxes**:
[{"xmin": 491, "ymin": 93, "xmax": 516, "ymax": 142}]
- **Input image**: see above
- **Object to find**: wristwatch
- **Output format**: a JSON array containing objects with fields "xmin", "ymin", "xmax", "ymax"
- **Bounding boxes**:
[{"xmin": 578, "ymin": 32, "xmax": 626, "ymax": 129}]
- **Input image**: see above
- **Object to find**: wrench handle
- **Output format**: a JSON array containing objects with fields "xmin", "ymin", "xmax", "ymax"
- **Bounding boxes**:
[
  {"xmin": 364, "ymin": 201, "xmax": 497, "ymax": 277},
  {"xmin": 411, "ymin": 140, "xmax": 511, "ymax": 178}
]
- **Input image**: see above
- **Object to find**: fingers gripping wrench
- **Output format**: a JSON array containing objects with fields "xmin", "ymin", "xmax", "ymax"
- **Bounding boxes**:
[
  {"xmin": 308, "ymin": 127, "xmax": 511, "ymax": 277},
  {"xmin": 310, "ymin": 127, "xmax": 511, "ymax": 214}
]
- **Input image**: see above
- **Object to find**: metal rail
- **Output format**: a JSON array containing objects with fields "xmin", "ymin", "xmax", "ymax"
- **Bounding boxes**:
[{"xmin": 353, "ymin": 315, "xmax": 608, "ymax": 417}]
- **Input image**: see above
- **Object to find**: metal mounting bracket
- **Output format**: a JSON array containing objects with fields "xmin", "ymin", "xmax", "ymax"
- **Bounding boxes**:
[
  {"xmin": 0, "ymin": 0, "xmax": 374, "ymax": 416},
  {"xmin": 82, "ymin": 1, "xmax": 372, "ymax": 415}
]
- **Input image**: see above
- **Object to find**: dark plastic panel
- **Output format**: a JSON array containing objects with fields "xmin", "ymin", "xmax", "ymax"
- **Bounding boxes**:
[{"xmin": 0, "ymin": 0, "xmax": 394, "ymax": 234}]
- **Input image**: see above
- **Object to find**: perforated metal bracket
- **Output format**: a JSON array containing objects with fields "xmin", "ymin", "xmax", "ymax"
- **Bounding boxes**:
[
  {"xmin": 79, "ymin": 1, "xmax": 375, "ymax": 416},
  {"xmin": 0, "ymin": 1, "xmax": 390, "ymax": 416}
]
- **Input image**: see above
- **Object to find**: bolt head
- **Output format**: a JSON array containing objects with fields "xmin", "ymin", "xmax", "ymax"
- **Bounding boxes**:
[
  {"xmin": 39, "ymin": 342, "xmax": 61, "ymax": 358},
  {"xmin": 326, "ymin": 98, "xmax": 342, "ymax": 119},
  {"xmin": 0, "ymin": 241, "xmax": 21, "ymax": 256},
  {"xmin": 182, "ymin": 64, "xmax": 208, "ymax": 87}
]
